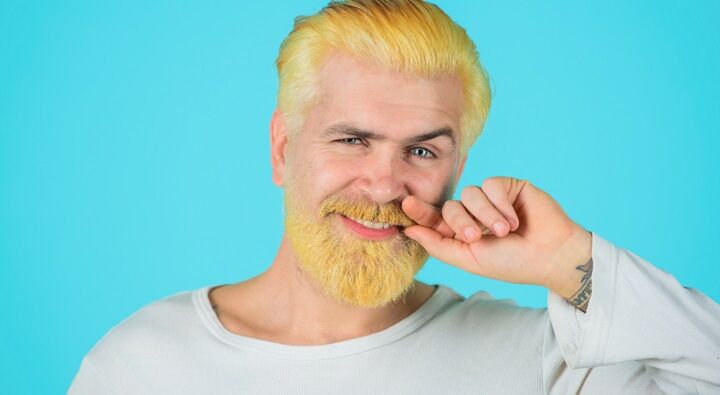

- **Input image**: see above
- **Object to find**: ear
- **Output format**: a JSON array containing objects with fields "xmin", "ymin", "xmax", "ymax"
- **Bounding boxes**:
[{"xmin": 270, "ymin": 109, "xmax": 289, "ymax": 186}]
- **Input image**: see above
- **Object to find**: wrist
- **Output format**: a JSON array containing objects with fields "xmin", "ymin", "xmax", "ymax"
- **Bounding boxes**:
[{"xmin": 545, "ymin": 225, "xmax": 593, "ymax": 299}]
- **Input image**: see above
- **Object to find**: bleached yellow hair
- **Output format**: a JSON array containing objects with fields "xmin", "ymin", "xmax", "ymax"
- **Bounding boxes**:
[{"xmin": 275, "ymin": 0, "xmax": 492, "ymax": 157}]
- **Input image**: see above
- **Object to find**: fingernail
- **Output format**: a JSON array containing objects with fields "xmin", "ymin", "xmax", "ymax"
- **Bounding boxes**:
[
  {"xmin": 493, "ymin": 221, "xmax": 508, "ymax": 235},
  {"xmin": 464, "ymin": 227, "xmax": 477, "ymax": 240}
]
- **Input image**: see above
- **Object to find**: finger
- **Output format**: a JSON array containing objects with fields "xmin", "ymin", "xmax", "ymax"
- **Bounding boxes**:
[
  {"xmin": 401, "ymin": 195, "xmax": 454, "ymax": 237},
  {"xmin": 403, "ymin": 224, "xmax": 478, "ymax": 272},
  {"xmin": 460, "ymin": 185, "xmax": 511, "ymax": 237},
  {"xmin": 441, "ymin": 200, "xmax": 482, "ymax": 243},
  {"xmin": 480, "ymin": 177, "xmax": 520, "ymax": 231}
]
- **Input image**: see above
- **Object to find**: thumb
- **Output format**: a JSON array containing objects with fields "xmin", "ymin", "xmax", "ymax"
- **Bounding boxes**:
[
  {"xmin": 404, "ymin": 225, "xmax": 474, "ymax": 270},
  {"xmin": 401, "ymin": 196, "xmax": 454, "ymax": 237}
]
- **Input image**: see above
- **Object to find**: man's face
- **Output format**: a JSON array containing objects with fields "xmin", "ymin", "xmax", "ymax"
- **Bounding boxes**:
[{"xmin": 275, "ymin": 53, "xmax": 466, "ymax": 308}]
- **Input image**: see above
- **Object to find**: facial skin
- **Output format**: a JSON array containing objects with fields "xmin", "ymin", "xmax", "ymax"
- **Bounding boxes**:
[{"xmin": 272, "ymin": 52, "xmax": 468, "ymax": 308}]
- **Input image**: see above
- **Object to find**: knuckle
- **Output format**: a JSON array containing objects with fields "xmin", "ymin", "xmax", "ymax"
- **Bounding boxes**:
[
  {"xmin": 441, "ymin": 200, "xmax": 459, "ymax": 215},
  {"xmin": 460, "ymin": 185, "xmax": 480, "ymax": 202},
  {"xmin": 482, "ymin": 176, "xmax": 502, "ymax": 189},
  {"xmin": 441, "ymin": 200, "xmax": 464, "ymax": 223},
  {"xmin": 460, "ymin": 188, "xmax": 487, "ymax": 211}
]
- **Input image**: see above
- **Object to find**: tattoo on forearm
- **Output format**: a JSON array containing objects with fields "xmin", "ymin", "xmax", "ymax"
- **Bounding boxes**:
[{"xmin": 568, "ymin": 258, "xmax": 593, "ymax": 312}]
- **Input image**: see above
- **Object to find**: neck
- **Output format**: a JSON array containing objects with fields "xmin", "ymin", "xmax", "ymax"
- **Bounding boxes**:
[{"xmin": 213, "ymin": 234, "xmax": 435, "ymax": 346}]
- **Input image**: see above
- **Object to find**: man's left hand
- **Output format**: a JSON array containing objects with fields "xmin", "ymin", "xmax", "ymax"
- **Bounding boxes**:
[{"xmin": 401, "ymin": 176, "xmax": 592, "ymax": 300}]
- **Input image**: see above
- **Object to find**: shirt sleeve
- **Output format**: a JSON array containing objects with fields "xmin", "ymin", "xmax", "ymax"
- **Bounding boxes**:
[{"xmin": 543, "ymin": 231, "xmax": 720, "ymax": 394}]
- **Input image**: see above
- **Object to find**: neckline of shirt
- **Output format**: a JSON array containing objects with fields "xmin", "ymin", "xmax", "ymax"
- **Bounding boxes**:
[{"xmin": 192, "ymin": 283, "xmax": 459, "ymax": 360}]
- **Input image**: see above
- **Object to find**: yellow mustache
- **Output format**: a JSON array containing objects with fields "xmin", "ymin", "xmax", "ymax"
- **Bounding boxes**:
[{"xmin": 318, "ymin": 194, "xmax": 416, "ymax": 228}]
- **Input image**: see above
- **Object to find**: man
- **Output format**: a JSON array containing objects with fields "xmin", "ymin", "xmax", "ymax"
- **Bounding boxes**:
[{"xmin": 69, "ymin": 1, "xmax": 720, "ymax": 393}]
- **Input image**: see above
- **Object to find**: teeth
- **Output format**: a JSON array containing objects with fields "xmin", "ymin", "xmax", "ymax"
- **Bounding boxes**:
[{"xmin": 347, "ymin": 216, "xmax": 392, "ymax": 230}]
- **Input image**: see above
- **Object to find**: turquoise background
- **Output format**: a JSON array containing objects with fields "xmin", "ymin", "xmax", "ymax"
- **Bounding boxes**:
[{"xmin": 1, "ymin": 1, "xmax": 718, "ymax": 393}]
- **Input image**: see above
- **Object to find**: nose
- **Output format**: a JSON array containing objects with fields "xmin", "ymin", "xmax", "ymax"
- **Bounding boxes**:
[{"xmin": 356, "ymin": 152, "xmax": 408, "ymax": 205}]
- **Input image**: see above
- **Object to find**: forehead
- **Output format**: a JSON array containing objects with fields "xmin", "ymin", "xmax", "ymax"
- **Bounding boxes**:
[{"xmin": 308, "ymin": 52, "xmax": 464, "ymax": 139}]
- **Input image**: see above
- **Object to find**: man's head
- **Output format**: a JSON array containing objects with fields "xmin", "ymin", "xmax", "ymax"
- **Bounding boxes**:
[
  {"xmin": 269, "ymin": 0, "xmax": 492, "ymax": 308},
  {"xmin": 276, "ymin": 0, "xmax": 491, "ymax": 156}
]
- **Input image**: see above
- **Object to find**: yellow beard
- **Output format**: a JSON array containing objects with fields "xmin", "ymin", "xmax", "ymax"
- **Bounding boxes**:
[{"xmin": 284, "ymin": 191, "xmax": 429, "ymax": 308}]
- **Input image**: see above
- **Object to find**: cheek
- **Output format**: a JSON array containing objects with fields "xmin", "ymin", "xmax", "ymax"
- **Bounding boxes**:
[
  {"xmin": 310, "ymin": 155, "xmax": 355, "ymax": 191},
  {"xmin": 287, "ymin": 150, "xmax": 354, "ymax": 200},
  {"xmin": 407, "ymin": 161, "xmax": 457, "ymax": 204}
]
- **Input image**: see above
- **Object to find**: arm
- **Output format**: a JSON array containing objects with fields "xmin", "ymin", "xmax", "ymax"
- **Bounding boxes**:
[
  {"xmin": 544, "ymin": 232, "xmax": 720, "ymax": 394},
  {"xmin": 400, "ymin": 177, "xmax": 720, "ymax": 393},
  {"xmin": 543, "ymin": 225, "xmax": 594, "ymax": 313}
]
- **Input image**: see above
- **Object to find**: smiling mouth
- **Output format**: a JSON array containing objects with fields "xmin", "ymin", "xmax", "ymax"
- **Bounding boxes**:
[
  {"xmin": 335, "ymin": 212, "xmax": 408, "ymax": 232},
  {"xmin": 341, "ymin": 214, "xmax": 402, "ymax": 230},
  {"xmin": 337, "ymin": 214, "xmax": 402, "ymax": 241}
]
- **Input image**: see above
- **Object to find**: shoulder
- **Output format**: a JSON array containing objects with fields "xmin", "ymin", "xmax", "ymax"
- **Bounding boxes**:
[
  {"xmin": 84, "ymin": 287, "xmax": 204, "ymax": 367},
  {"xmin": 435, "ymin": 286, "xmax": 550, "ymax": 340},
  {"xmin": 440, "ymin": 286, "xmax": 548, "ymax": 319},
  {"xmin": 463, "ymin": 289, "xmax": 547, "ymax": 319}
]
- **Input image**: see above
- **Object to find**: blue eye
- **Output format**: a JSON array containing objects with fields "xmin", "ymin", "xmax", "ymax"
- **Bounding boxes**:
[{"xmin": 410, "ymin": 147, "xmax": 436, "ymax": 159}]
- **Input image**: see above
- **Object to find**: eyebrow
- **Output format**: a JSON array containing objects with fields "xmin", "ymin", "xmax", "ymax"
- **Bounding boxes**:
[{"xmin": 320, "ymin": 123, "xmax": 456, "ymax": 147}]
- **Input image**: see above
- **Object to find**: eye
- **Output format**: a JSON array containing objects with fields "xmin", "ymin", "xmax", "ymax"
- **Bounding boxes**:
[
  {"xmin": 409, "ymin": 146, "xmax": 436, "ymax": 159},
  {"xmin": 335, "ymin": 138, "xmax": 365, "ymax": 146}
]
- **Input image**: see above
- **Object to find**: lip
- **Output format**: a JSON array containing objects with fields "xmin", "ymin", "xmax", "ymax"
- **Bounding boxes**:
[{"xmin": 339, "ymin": 214, "xmax": 400, "ymax": 240}]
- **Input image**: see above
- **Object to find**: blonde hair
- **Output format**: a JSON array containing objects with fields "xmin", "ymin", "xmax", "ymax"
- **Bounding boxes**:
[{"xmin": 275, "ymin": 0, "xmax": 493, "ymax": 156}]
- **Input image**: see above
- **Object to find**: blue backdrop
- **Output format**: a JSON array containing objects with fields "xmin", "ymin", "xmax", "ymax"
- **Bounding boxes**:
[{"xmin": 1, "ymin": 1, "xmax": 718, "ymax": 393}]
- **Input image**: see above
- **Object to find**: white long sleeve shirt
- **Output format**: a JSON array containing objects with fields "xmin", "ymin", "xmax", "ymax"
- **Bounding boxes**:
[{"xmin": 68, "ymin": 232, "xmax": 720, "ymax": 394}]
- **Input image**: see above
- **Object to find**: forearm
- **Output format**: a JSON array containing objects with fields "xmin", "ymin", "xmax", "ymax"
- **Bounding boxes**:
[
  {"xmin": 545, "ymin": 231, "xmax": 720, "ymax": 389},
  {"xmin": 545, "ymin": 225, "xmax": 593, "ymax": 312}
]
